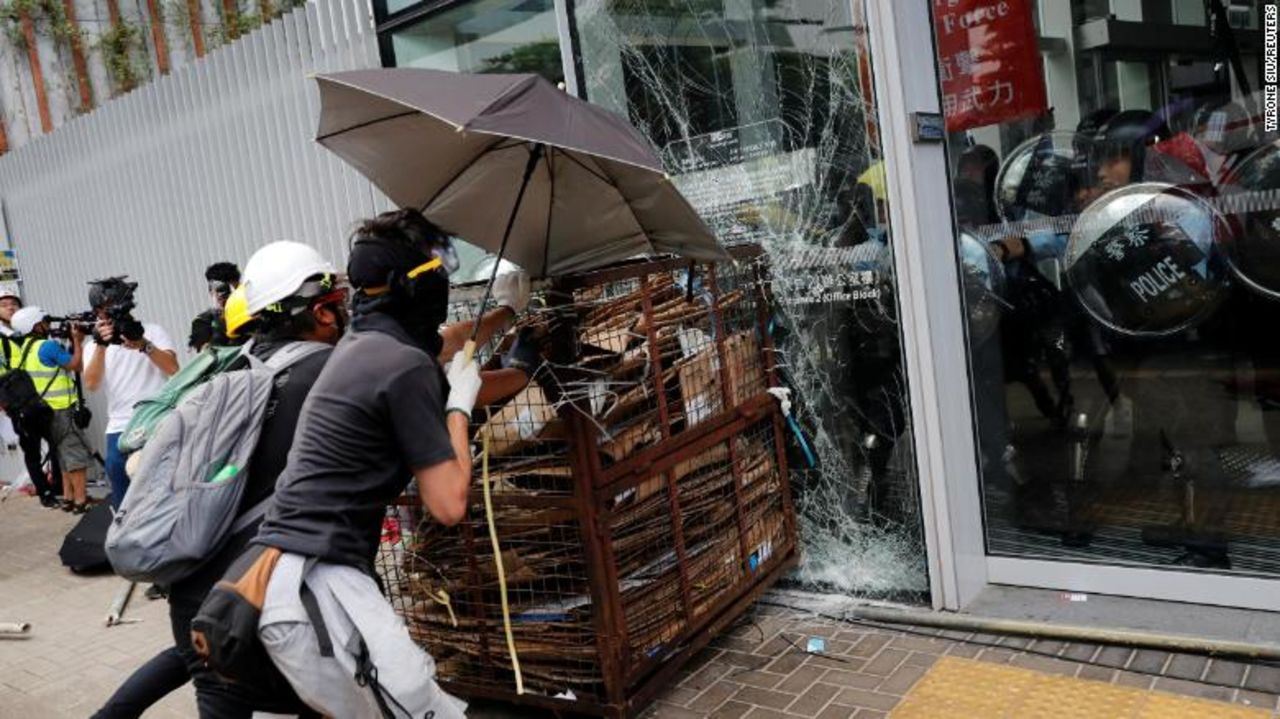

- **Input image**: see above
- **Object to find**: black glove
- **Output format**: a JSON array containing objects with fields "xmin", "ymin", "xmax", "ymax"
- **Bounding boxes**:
[{"xmin": 501, "ymin": 328, "xmax": 542, "ymax": 375}]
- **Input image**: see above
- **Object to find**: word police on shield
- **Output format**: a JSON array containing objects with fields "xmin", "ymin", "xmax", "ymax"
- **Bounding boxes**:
[{"xmin": 932, "ymin": 0, "xmax": 1048, "ymax": 133}]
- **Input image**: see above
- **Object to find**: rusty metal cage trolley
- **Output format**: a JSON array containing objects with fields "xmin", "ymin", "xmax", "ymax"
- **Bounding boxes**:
[{"xmin": 377, "ymin": 244, "xmax": 798, "ymax": 718}]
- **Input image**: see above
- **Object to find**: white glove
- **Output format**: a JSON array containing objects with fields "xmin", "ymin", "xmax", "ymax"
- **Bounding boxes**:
[
  {"xmin": 445, "ymin": 350, "xmax": 482, "ymax": 419},
  {"xmin": 491, "ymin": 270, "xmax": 530, "ymax": 315}
]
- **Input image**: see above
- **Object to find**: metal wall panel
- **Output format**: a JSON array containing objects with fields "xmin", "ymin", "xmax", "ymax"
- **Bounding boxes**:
[{"xmin": 0, "ymin": 0, "xmax": 381, "ymax": 483}]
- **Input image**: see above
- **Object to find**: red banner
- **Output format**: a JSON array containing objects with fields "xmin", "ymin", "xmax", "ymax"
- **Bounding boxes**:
[{"xmin": 933, "ymin": 0, "xmax": 1048, "ymax": 132}]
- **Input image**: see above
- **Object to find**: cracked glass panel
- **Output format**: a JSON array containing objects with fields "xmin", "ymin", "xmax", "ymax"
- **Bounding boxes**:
[{"xmin": 574, "ymin": 0, "xmax": 929, "ymax": 599}]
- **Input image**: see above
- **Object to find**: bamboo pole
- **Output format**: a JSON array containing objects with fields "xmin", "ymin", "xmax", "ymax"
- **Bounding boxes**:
[
  {"xmin": 62, "ymin": 0, "xmax": 94, "ymax": 113},
  {"xmin": 18, "ymin": 9, "xmax": 52, "ymax": 134}
]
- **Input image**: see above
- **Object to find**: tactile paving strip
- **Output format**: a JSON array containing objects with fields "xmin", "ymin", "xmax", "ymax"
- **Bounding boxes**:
[{"xmin": 889, "ymin": 656, "xmax": 1270, "ymax": 719}]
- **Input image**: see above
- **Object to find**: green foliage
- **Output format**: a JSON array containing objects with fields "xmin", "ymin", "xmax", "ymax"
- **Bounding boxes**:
[
  {"xmin": 480, "ymin": 41, "xmax": 564, "ymax": 81},
  {"xmin": 98, "ymin": 20, "xmax": 143, "ymax": 93},
  {"xmin": 0, "ymin": 0, "xmax": 80, "ymax": 49}
]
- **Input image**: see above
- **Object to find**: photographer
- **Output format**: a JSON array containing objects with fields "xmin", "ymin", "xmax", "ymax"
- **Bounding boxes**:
[
  {"xmin": 189, "ymin": 262, "xmax": 246, "ymax": 351},
  {"xmin": 8, "ymin": 307, "xmax": 92, "ymax": 513},
  {"xmin": 82, "ymin": 278, "xmax": 178, "ymax": 508}
]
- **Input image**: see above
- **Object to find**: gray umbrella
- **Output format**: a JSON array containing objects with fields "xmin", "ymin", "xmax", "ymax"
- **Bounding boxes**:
[{"xmin": 313, "ymin": 68, "xmax": 726, "ymax": 282}]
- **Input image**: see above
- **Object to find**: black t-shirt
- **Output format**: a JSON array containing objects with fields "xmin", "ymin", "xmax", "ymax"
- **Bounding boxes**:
[
  {"xmin": 170, "ymin": 339, "xmax": 332, "ymax": 601},
  {"xmin": 253, "ymin": 313, "xmax": 454, "ymax": 573}
]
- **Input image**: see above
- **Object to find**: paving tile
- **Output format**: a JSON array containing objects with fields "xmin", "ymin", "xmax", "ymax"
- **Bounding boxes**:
[
  {"xmin": 732, "ymin": 685, "xmax": 796, "ymax": 711},
  {"xmin": 708, "ymin": 700, "xmax": 755, "ymax": 719},
  {"xmin": 720, "ymin": 650, "xmax": 773, "ymax": 671},
  {"xmin": 1094, "ymin": 646, "xmax": 1134, "ymax": 668},
  {"xmin": 680, "ymin": 661, "xmax": 732, "ymax": 691},
  {"xmin": 1076, "ymin": 664, "xmax": 1117, "ymax": 682},
  {"xmin": 975, "ymin": 647, "xmax": 1017, "ymax": 664},
  {"xmin": 995, "ymin": 635, "xmax": 1030, "ymax": 649},
  {"xmin": 820, "ymin": 669, "xmax": 882, "ymax": 690},
  {"xmin": 734, "ymin": 669, "xmax": 785, "ymax": 690},
  {"xmin": 1235, "ymin": 689, "xmax": 1278, "ymax": 711},
  {"xmin": 1152, "ymin": 676, "xmax": 1235, "ymax": 703},
  {"xmin": 847, "ymin": 635, "xmax": 890, "ymax": 659},
  {"xmin": 743, "ymin": 708, "xmax": 790, "ymax": 719},
  {"xmin": 1126, "ymin": 650, "xmax": 1171, "ymax": 675},
  {"xmin": 831, "ymin": 687, "xmax": 899, "ymax": 712},
  {"xmin": 944, "ymin": 642, "xmax": 982, "ymax": 659},
  {"xmin": 1244, "ymin": 664, "xmax": 1280, "ymax": 694},
  {"xmin": 1163, "ymin": 654, "xmax": 1208, "ymax": 681},
  {"xmin": 1008, "ymin": 653, "xmax": 1080, "ymax": 677},
  {"xmin": 785, "ymin": 682, "xmax": 840, "ymax": 717},
  {"xmin": 687, "ymin": 681, "xmax": 739, "ymax": 713},
  {"xmin": 1060, "ymin": 643, "xmax": 1102, "ymax": 663},
  {"xmin": 888, "ymin": 635, "xmax": 946, "ymax": 654},
  {"xmin": 853, "ymin": 711, "xmax": 887, "ymax": 719},
  {"xmin": 1204, "ymin": 659, "xmax": 1248, "ymax": 687},
  {"xmin": 657, "ymin": 686, "xmax": 701, "ymax": 706},
  {"xmin": 861, "ymin": 648, "xmax": 908, "ymax": 676},
  {"xmin": 765, "ymin": 649, "xmax": 806, "ymax": 676},
  {"xmin": 876, "ymin": 661, "xmax": 928, "ymax": 695},
  {"xmin": 1115, "ymin": 670, "xmax": 1156, "ymax": 690},
  {"xmin": 1026, "ymin": 639, "xmax": 1066, "ymax": 656},
  {"xmin": 901, "ymin": 652, "xmax": 938, "ymax": 669},
  {"xmin": 815, "ymin": 704, "xmax": 859, "ymax": 719},
  {"xmin": 647, "ymin": 701, "xmax": 706, "ymax": 718},
  {"xmin": 774, "ymin": 665, "xmax": 827, "ymax": 695}
]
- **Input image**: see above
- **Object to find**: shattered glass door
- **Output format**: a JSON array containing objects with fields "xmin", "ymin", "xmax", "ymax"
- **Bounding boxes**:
[{"xmin": 573, "ymin": 0, "xmax": 928, "ymax": 598}]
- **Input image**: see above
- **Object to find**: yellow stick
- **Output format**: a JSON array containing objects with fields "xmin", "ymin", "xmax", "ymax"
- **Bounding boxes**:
[{"xmin": 481, "ymin": 431, "xmax": 523, "ymax": 693}]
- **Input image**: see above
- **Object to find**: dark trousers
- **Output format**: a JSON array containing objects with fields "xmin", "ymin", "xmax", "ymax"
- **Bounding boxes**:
[
  {"xmin": 13, "ymin": 414, "xmax": 61, "ymax": 499},
  {"xmin": 89, "ymin": 645, "xmax": 189, "ymax": 719},
  {"xmin": 94, "ymin": 589, "xmax": 319, "ymax": 719}
]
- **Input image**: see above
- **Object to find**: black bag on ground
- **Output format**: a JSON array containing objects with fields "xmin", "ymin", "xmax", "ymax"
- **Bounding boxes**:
[
  {"xmin": 191, "ymin": 545, "xmax": 294, "ymax": 693},
  {"xmin": 59, "ymin": 503, "xmax": 113, "ymax": 573}
]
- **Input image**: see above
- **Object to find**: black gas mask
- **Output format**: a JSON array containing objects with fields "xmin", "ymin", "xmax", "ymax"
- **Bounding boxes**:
[{"xmin": 348, "ymin": 237, "xmax": 458, "ymax": 354}]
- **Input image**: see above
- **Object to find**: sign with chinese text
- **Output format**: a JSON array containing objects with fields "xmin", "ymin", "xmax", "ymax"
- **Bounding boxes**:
[{"xmin": 933, "ymin": 0, "xmax": 1047, "ymax": 132}]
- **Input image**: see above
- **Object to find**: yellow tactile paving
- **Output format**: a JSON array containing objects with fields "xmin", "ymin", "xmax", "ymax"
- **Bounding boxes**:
[{"xmin": 889, "ymin": 656, "xmax": 1272, "ymax": 719}]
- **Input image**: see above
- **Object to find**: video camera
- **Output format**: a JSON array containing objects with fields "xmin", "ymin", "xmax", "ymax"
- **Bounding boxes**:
[
  {"xmin": 85, "ymin": 276, "xmax": 145, "ymax": 345},
  {"xmin": 43, "ymin": 311, "xmax": 97, "ymax": 340}
]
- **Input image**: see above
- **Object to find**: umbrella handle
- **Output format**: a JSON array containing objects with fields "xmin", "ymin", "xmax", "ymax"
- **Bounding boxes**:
[{"xmin": 462, "ymin": 339, "xmax": 477, "ymax": 364}]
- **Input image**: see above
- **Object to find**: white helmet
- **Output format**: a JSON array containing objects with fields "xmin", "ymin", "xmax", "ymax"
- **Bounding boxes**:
[
  {"xmin": 0, "ymin": 288, "xmax": 21, "ymax": 304},
  {"xmin": 241, "ymin": 241, "xmax": 338, "ymax": 316},
  {"xmin": 11, "ymin": 306, "xmax": 45, "ymax": 335}
]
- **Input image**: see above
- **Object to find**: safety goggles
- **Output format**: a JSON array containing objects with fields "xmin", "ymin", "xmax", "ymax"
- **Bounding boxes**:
[{"xmin": 407, "ymin": 240, "xmax": 461, "ymax": 279}]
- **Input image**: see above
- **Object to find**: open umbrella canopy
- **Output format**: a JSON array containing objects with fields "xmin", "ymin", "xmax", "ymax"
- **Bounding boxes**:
[{"xmin": 314, "ymin": 68, "xmax": 726, "ymax": 277}]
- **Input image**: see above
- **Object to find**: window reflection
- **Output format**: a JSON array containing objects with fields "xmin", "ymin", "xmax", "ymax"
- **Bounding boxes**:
[
  {"xmin": 942, "ymin": 0, "xmax": 1280, "ymax": 573},
  {"xmin": 386, "ymin": 0, "xmax": 562, "ymax": 81}
]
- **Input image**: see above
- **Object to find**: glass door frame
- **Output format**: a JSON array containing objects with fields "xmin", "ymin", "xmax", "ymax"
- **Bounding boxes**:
[{"xmin": 869, "ymin": 0, "xmax": 1280, "ymax": 613}]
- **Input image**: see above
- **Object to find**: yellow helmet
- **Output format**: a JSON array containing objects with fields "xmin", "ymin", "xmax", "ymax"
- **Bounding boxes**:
[{"xmin": 223, "ymin": 284, "xmax": 254, "ymax": 339}]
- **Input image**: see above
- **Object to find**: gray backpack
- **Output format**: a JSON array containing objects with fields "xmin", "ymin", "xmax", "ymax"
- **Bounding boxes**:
[{"xmin": 105, "ymin": 341, "xmax": 329, "ymax": 585}]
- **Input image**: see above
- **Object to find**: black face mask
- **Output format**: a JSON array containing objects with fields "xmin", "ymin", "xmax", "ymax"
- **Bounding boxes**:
[{"xmin": 352, "ymin": 269, "xmax": 450, "ymax": 355}]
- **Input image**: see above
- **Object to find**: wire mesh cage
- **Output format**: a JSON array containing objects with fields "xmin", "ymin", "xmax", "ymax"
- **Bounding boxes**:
[{"xmin": 376, "ymin": 245, "xmax": 798, "ymax": 718}]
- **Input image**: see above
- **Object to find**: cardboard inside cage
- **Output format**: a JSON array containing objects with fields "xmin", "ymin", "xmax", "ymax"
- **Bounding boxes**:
[{"xmin": 379, "ymin": 247, "xmax": 797, "ymax": 718}]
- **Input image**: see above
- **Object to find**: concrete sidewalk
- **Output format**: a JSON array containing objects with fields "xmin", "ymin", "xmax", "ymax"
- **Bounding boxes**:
[
  {"xmin": 3, "ymin": 492, "xmax": 1280, "ymax": 718},
  {"xmin": 0, "ymin": 494, "xmax": 194, "ymax": 718}
]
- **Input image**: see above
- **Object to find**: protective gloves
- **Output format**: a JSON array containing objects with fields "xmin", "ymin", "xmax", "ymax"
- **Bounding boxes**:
[
  {"xmin": 445, "ymin": 350, "xmax": 483, "ymax": 419},
  {"xmin": 491, "ymin": 270, "xmax": 531, "ymax": 315}
]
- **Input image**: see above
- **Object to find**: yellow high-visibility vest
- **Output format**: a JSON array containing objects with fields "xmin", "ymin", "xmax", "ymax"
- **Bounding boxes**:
[{"xmin": 10, "ymin": 337, "xmax": 76, "ymax": 410}]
